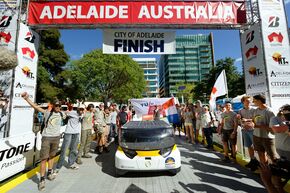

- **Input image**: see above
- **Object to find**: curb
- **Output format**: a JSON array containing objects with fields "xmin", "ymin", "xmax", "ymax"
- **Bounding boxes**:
[{"xmin": 0, "ymin": 156, "xmax": 59, "ymax": 193}]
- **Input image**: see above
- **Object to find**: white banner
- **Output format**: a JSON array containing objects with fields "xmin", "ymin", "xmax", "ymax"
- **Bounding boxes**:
[
  {"xmin": 130, "ymin": 98, "xmax": 172, "ymax": 116},
  {"xmin": 0, "ymin": 0, "xmax": 20, "ymax": 139},
  {"xmin": 240, "ymin": 23, "xmax": 270, "ymax": 103},
  {"xmin": 258, "ymin": 0, "xmax": 290, "ymax": 112},
  {"xmin": 9, "ymin": 23, "xmax": 39, "ymax": 136},
  {"xmin": 103, "ymin": 29, "xmax": 176, "ymax": 54}
]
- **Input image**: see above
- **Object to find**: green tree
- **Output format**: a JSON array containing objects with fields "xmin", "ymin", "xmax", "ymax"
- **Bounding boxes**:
[
  {"xmin": 193, "ymin": 57, "xmax": 245, "ymax": 101},
  {"xmin": 63, "ymin": 49, "xmax": 146, "ymax": 104},
  {"xmin": 36, "ymin": 29, "xmax": 69, "ymax": 102}
]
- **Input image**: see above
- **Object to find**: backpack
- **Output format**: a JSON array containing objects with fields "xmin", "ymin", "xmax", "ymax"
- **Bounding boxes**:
[
  {"xmin": 40, "ymin": 111, "xmax": 65, "ymax": 134},
  {"xmin": 118, "ymin": 111, "xmax": 128, "ymax": 125}
]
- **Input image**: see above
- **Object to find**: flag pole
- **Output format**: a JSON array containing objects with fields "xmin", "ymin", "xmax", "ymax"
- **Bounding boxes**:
[{"xmin": 223, "ymin": 70, "xmax": 229, "ymax": 99}]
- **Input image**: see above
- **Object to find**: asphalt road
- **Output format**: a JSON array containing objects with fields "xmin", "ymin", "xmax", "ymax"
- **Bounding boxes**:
[{"xmin": 9, "ymin": 137, "xmax": 266, "ymax": 193}]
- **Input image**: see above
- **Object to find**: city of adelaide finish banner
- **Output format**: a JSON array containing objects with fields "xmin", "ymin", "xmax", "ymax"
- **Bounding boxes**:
[
  {"xmin": 28, "ymin": 1, "xmax": 246, "ymax": 27},
  {"xmin": 103, "ymin": 29, "xmax": 176, "ymax": 54}
]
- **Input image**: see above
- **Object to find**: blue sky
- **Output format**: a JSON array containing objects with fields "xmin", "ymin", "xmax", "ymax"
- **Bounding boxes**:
[{"xmin": 60, "ymin": 2, "xmax": 290, "ymax": 72}]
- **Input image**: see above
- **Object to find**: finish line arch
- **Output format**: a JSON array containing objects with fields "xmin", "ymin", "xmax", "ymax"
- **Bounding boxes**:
[
  {"xmin": 0, "ymin": 0, "xmax": 290, "ymax": 182},
  {"xmin": 25, "ymin": 0, "xmax": 290, "ymax": 113}
]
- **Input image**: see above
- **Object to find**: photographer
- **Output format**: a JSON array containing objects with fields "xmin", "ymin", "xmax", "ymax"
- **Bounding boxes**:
[{"xmin": 260, "ymin": 104, "xmax": 290, "ymax": 193}]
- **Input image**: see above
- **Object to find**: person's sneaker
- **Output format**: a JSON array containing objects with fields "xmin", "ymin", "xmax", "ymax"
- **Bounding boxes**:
[
  {"xmin": 221, "ymin": 156, "xmax": 231, "ymax": 163},
  {"xmin": 250, "ymin": 159, "xmax": 260, "ymax": 171},
  {"xmin": 38, "ymin": 180, "xmax": 45, "ymax": 191},
  {"xmin": 76, "ymin": 159, "xmax": 83, "ymax": 165},
  {"xmin": 47, "ymin": 172, "xmax": 56, "ymax": 181},
  {"xmin": 82, "ymin": 154, "xmax": 92, "ymax": 158},
  {"xmin": 69, "ymin": 164, "xmax": 79, "ymax": 170},
  {"xmin": 54, "ymin": 169, "xmax": 60, "ymax": 174}
]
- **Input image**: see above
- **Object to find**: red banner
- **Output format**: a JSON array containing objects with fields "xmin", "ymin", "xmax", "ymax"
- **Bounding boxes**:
[{"xmin": 28, "ymin": 1, "xmax": 246, "ymax": 27}]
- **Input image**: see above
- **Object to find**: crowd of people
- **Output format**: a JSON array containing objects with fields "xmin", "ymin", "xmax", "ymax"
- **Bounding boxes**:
[
  {"xmin": 172, "ymin": 95, "xmax": 290, "ymax": 193},
  {"xmin": 21, "ymin": 92, "xmax": 290, "ymax": 192},
  {"xmin": 21, "ymin": 92, "xmax": 132, "ymax": 191}
]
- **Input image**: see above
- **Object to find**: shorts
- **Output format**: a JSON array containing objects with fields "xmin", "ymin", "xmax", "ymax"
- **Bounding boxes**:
[
  {"xmin": 40, "ymin": 136, "xmax": 60, "ymax": 160},
  {"xmin": 242, "ymin": 129, "xmax": 254, "ymax": 148},
  {"xmin": 173, "ymin": 122, "xmax": 181, "ymax": 128},
  {"xmin": 253, "ymin": 136, "xmax": 279, "ymax": 160},
  {"xmin": 184, "ymin": 122, "xmax": 193, "ymax": 127},
  {"xmin": 196, "ymin": 119, "xmax": 202, "ymax": 130},
  {"xmin": 98, "ymin": 125, "xmax": 110, "ymax": 136},
  {"xmin": 221, "ymin": 129, "xmax": 237, "ymax": 145}
]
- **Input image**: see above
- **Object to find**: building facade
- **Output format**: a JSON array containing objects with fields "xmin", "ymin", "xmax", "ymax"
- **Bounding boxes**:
[
  {"xmin": 159, "ymin": 33, "xmax": 214, "ymax": 97},
  {"xmin": 133, "ymin": 58, "xmax": 159, "ymax": 97}
]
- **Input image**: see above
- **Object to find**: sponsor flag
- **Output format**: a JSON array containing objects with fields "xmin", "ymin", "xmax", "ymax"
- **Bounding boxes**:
[
  {"xmin": 162, "ymin": 98, "xmax": 179, "ymax": 124},
  {"xmin": 209, "ymin": 70, "xmax": 228, "ymax": 110}
]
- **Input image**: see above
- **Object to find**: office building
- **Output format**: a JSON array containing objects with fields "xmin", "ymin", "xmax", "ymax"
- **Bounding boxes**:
[
  {"xmin": 159, "ymin": 33, "xmax": 214, "ymax": 97},
  {"xmin": 133, "ymin": 58, "xmax": 159, "ymax": 97}
]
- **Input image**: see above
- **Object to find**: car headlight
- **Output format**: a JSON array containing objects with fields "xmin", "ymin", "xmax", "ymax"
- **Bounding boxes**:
[
  {"xmin": 122, "ymin": 148, "xmax": 137, "ymax": 159},
  {"xmin": 159, "ymin": 146, "xmax": 173, "ymax": 158}
]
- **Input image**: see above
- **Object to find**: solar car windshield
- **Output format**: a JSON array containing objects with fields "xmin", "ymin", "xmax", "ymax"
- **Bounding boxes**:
[{"xmin": 120, "ymin": 127, "xmax": 175, "ymax": 150}]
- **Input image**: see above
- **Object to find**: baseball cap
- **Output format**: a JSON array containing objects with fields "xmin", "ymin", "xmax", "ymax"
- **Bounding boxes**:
[{"xmin": 52, "ymin": 101, "xmax": 61, "ymax": 107}]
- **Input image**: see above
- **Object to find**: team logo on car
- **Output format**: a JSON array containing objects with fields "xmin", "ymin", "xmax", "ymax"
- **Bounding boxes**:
[{"xmin": 165, "ymin": 157, "xmax": 175, "ymax": 168}]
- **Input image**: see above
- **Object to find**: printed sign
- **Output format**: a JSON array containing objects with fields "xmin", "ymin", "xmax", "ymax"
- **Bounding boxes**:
[
  {"xmin": 0, "ymin": 0, "xmax": 20, "ymax": 139},
  {"xmin": 9, "ymin": 23, "xmax": 39, "ymax": 136},
  {"xmin": 103, "ymin": 29, "xmax": 175, "ymax": 54},
  {"xmin": 0, "ymin": 133, "xmax": 35, "ymax": 181},
  {"xmin": 28, "ymin": 1, "xmax": 246, "ymax": 28},
  {"xmin": 258, "ymin": 0, "xmax": 290, "ymax": 112},
  {"xmin": 240, "ymin": 23, "xmax": 269, "ymax": 103}
]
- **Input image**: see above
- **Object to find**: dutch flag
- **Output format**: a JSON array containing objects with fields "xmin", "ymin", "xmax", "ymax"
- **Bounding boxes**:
[{"xmin": 162, "ymin": 98, "xmax": 179, "ymax": 124}]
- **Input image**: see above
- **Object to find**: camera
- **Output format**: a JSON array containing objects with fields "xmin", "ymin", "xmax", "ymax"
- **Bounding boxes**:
[{"xmin": 269, "ymin": 158, "xmax": 290, "ymax": 179}]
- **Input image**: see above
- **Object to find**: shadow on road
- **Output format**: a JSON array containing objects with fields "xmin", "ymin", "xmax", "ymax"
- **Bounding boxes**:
[{"xmin": 179, "ymin": 181, "xmax": 225, "ymax": 193}]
